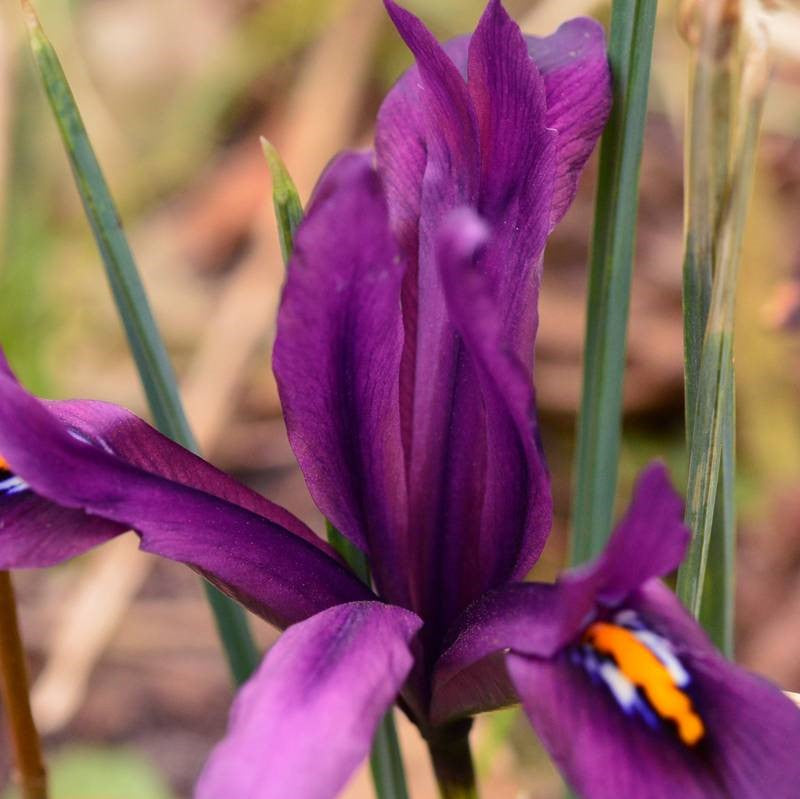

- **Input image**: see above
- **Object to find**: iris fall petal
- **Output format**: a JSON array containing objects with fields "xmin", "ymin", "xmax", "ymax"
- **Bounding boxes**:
[{"xmin": 197, "ymin": 601, "xmax": 421, "ymax": 799}]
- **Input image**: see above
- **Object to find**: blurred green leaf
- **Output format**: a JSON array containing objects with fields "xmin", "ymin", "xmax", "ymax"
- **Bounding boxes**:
[
  {"xmin": 23, "ymin": 0, "xmax": 192, "ymax": 443},
  {"xmin": 0, "ymin": 60, "xmax": 56, "ymax": 393},
  {"xmin": 676, "ymin": 29, "xmax": 768, "ymax": 621},
  {"xmin": 678, "ymin": 3, "xmax": 738, "ymax": 654},
  {"xmin": 3, "ymin": 747, "xmax": 174, "ymax": 799}
]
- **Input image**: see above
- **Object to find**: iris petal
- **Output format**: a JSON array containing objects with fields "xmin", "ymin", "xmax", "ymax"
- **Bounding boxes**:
[
  {"xmin": 272, "ymin": 152, "xmax": 410, "ymax": 608},
  {"xmin": 197, "ymin": 601, "xmax": 421, "ymax": 799},
  {"xmin": 0, "ymin": 353, "xmax": 373, "ymax": 629},
  {"xmin": 508, "ymin": 585, "xmax": 800, "ymax": 799},
  {"xmin": 431, "ymin": 464, "xmax": 691, "ymax": 723}
]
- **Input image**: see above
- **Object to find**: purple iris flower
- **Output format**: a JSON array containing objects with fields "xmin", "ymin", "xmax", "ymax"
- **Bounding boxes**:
[{"xmin": 1, "ymin": 1, "xmax": 799, "ymax": 796}]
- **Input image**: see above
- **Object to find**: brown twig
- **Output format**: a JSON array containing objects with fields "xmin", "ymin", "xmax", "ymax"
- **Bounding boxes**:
[{"xmin": 0, "ymin": 571, "xmax": 47, "ymax": 799}]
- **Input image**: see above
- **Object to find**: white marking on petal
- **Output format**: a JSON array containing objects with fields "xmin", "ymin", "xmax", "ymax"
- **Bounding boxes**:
[
  {"xmin": 67, "ymin": 428, "xmax": 114, "ymax": 455},
  {"xmin": 598, "ymin": 660, "xmax": 638, "ymax": 711},
  {"xmin": 68, "ymin": 428, "xmax": 93, "ymax": 445},
  {"xmin": 0, "ymin": 476, "xmax": 29, "ymax": 496},
  {"xmin": 613, "ymin": 609, "xmax": 640, "ymax": 628},
  {"xmin": 633, "ymin": 628, "xmax": 691, "ymax": 687}
]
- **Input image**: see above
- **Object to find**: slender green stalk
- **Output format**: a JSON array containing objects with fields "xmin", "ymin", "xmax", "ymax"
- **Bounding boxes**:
[
  {"xmin": 22, "ymin": 0, "xmax": 259, "ymax": 686},
  {"xmin": 681, "ymin": 13, "xmax": 724, "ymax": 426},
  {"xmin": 569, "ymin": 0, "xmax": 658, "ymax": 563},
  {"xmin": 369, "ymin": 712, "xmax": 411, "ymax": 799},
  {"xmin": 676, "ymin": 33, "xmax": 769, "ymax": 617},
  {"xmin": 427, "ymin": 721, "xmax": 479, "ymax": 799},
  {"xmin": 0, "ymin": 572, "xmax": 47, "ymax": 799},
  {"xmin": 266, "ymin": 145, "xmax": 410, "ymax": 799}
]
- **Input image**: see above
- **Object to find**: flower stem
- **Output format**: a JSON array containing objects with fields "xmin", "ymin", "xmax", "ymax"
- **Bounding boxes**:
[
  {"xmin": 0, "ymin": 571, "xmax": 47, "ymax": 799},
  {"xmin": 427, "ymin": 721, "xmax": 479, "ymax": 799},
  {"xmin": 369, "ymin": 711, "xmax": 410, "ymax": 799}
]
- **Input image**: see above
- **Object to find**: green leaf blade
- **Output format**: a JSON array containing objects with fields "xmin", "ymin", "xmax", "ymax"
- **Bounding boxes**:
[
  {"xmin": 24, "ymin": 0, "xmax": 259, "ymax": 686},
  {"xmin": 569, "ymin": 0, "xmax": 658, "ymax": 565}
]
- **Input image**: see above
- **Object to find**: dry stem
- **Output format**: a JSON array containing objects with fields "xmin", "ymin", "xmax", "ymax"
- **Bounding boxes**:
[{"xmin": 0, "ymin": 571, "xmax": 47, "ymax": 799}]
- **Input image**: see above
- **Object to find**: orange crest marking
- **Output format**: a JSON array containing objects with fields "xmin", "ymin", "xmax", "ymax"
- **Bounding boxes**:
[{"xmin": 583, "ymin": 621, "xmax": 705, "ymax": 746}]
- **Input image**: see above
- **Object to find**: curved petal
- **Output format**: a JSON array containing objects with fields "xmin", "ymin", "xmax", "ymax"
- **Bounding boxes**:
[
  {"xmin": 377, "ymin": 8, "xmax": 610, "ymax": 247},
  {"xmin": 49, "ymin": 398, "xmax": 319, "ymax": 546},
  {"xmin": 525, "ymin": 17, "xmax": 611, "ymax": 227},
  {"xmin": 380, "ymin": 1, "xmax": 482, "ymax": 637},
  {"xmin": 378, "ymin": 0, "xmax": 559, "ymax": 636},
  {"xmin": 430, "ymin": 583, "xmax": 555, "ymax": 724},
  {"xmin": 508, "ymin": 654, "xmax": 722, "ymax": 799},
  {"xmin": 507, "ymin": 582, "xmax": 800, "ymax": 799},
  {"xmin": 430, "ymin": 464, "xmax": 686, "ymax": 722},
  {"xmin": 380, "ymin": 0, "xmax": 480, "ymax": 472},
  {"xmin": 566, "ymin": 462, "xmax": 690, "ymax": 605},
  {"xmin": 197, "ymin": 601, "xmax": 422, "ymax": 799},
  {"xmin": 377, "ymin": 7, "xmax": 478, "ymax": 267},
  {"xmin": 437, "ymin": 209, "xmax": 551, "ymax": 596},
  {"xmin": 0, "ymin": 487, "xmax": 125, "ymax": 566},
  {"xmin": 633, "ymin": 582, "xmax": 800, "ymax": 797},
  {"xmin": 0, "ymin": 356, "xmax": 373, "ymax": 629},
  {"xmin": 465, "ymin": 0, "xmax": 557, "ymax": 365},
  {"xmin": 272, "ymin": 152, "xmax": 410, "ymax": 607}
]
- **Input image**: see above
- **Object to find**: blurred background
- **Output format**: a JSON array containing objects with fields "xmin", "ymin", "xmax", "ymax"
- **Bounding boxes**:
[{"xmin": 2, "ymin": 0, "xmax": 800, "ymax": 795}]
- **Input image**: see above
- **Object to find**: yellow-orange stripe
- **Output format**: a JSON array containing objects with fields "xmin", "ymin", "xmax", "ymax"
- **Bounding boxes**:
[
  {"xmin": 0, "ymin": 454, "xmax": 9, "ymax": 472},
  {"xmin": 584, "ymin": 622, "xmax": 705, "ymax": 746}
]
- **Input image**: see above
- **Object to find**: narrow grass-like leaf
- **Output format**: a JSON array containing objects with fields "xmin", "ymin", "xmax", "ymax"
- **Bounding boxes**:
[
  {"xmin": 699, "ymin": 394, "xmax": 735, "ymax": 654},
  {"xmin": 678, "ymin": 2, "xmax": 738, "ymax": 653},
  {"xmin": 266, "ymin": 145, "xmax": 410, "ymax": 799},
  {"xmin": 23, "ymin": 1, "xmax": 192, "ymax": 446},
  {"xmin": 677, "ymin": 36, "xmax": 769, "ymax": 617},
  {"xmin": 569, "ymin": 0, "xmax": 658, "ymax": 564},
  {"xmin": 23, "ymin": 0, "xmax": 259, "ymax": 687}
]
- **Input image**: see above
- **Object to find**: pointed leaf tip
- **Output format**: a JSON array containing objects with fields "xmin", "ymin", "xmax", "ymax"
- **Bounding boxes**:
[
  {"xmin": 260, "ymin": 138, "xmax": 294, "ymax": 198},
  {"xmin": 20, "ymin": 0, "xmax": 44, "ymax": 44},
  {"xmin": 20, "ymin": 0, "xmax": 38, "ymax": 29},
  {"xmin": 260, "ymin": 138, "xmax": 303, "ymax": 265}
]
